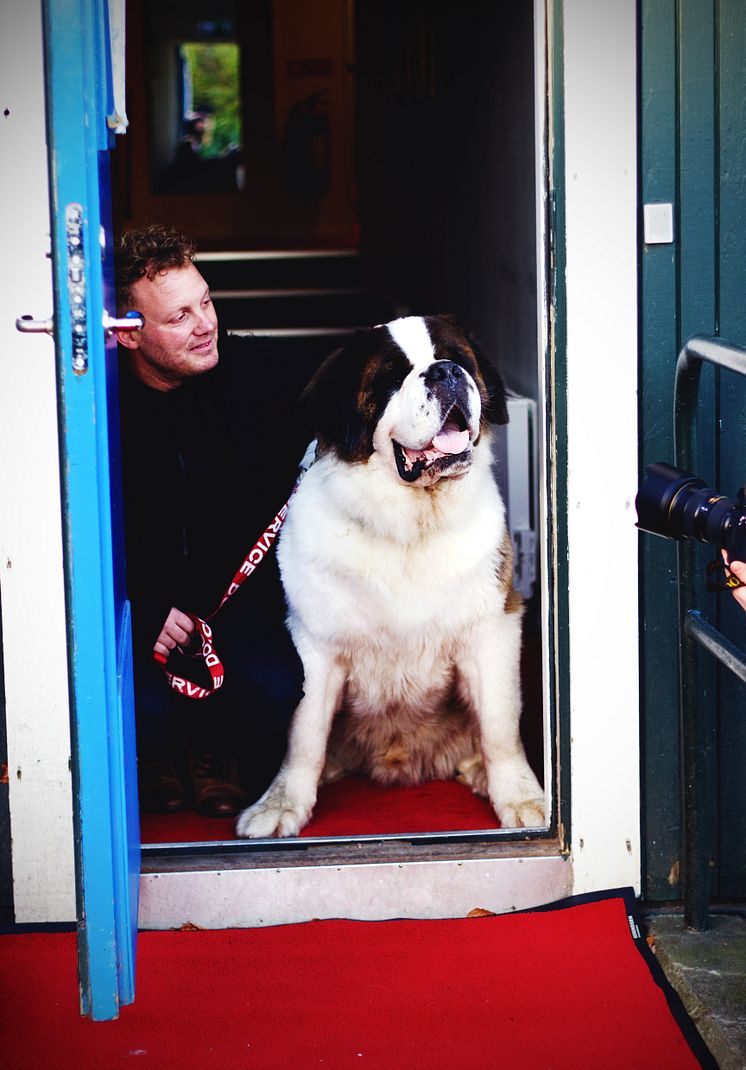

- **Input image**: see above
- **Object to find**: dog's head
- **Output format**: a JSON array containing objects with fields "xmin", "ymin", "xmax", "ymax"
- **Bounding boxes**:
[{"xmin": 300, "ymin": 314, "xmax": 508, "ymax": 487}]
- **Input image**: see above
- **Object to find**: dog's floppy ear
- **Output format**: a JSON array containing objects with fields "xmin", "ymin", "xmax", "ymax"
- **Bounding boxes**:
[
  {"xmin": 477, "ymin": 351, "xmax": 509, "ymax": 426},
  {"xmin": 299, "ymin": 328, "xmax": 379, "ymax": 460},
  {"xmin": 438, "ymin": 314, "xmax": 509, "ymax": 425}
]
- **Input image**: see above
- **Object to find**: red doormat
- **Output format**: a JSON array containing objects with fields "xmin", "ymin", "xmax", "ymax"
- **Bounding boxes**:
[
  {"xmin": 0, "ymin": 890, "xmax": 714, "ymax": 1069},
  {"xmin": 140, "ymin": 776, "xmax": 500, "ymax": 843}
]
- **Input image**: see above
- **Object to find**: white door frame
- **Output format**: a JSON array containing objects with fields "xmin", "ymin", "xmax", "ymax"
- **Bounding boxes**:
[{"xmin": 563, "ymin": 0, "xmax": 641, "ymax": 894}]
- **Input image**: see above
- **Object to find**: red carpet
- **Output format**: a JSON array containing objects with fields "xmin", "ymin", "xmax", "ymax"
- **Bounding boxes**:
[
  {"xmin": 1, "ymin": 890, "xmax": 713, "ymax": 1069},
  {"xmin": 140, "ymin": 776, "xmax": 500, "ymax": 843}
]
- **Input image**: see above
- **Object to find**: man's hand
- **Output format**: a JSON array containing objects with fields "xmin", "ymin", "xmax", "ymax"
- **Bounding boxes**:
[
  {"xmin": 154, "ymin": 607, "xmax": 197, "ymax": 660},
  {"xmin": 722, "ymin": 551, "xmax": 746, "ymax": 611}
]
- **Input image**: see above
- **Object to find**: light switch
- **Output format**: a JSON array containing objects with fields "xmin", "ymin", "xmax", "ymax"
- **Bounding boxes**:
[{"xmin": 644, "ymin": 203, "xmax": 674, "ymax": 245}]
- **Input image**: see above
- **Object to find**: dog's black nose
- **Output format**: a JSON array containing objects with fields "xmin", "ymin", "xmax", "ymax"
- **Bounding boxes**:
[{"xmin": 423, "ymin": 360, "xmax": 464, "ymax": 385}]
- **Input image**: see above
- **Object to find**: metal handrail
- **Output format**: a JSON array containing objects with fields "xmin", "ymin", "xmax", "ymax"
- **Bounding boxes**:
[
  {"xmin": 673, "ymin": 335, "xmax": 746, "ymax": 930},
  {"xmin": 684, "ymin": 610, "xmax": 746, "ymax": 685}
]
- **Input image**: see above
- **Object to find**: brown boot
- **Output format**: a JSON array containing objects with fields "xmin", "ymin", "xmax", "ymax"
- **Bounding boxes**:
[
  {"xmin": 139, "ymin": 755, "xmax": 187, "ymax": 814},
  {"xmin": 187, "ymin": 747, "xmax": 249, "ymax": 817}
]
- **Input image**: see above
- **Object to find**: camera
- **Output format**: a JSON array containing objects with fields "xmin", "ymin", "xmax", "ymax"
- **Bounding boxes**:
[{"xmin": 636, "ymin": 461, "xmax": 746, "ymax": 562}]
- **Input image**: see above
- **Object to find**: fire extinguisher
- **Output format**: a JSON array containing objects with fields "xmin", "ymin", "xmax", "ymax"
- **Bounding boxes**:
[{"xmin": 283, "ymin": 91, "xmax": 331, "ymax": 197}]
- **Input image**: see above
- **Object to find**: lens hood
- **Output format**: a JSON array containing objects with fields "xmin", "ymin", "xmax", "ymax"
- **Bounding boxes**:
[{"xmin": 635, "ymin": 462, "xmax": 707, "ymax": 540}]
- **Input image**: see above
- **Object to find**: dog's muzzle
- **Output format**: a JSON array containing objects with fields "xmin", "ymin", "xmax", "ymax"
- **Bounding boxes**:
[
  {"xmin": 393, "ymin": 408, "xmax": 474, "ymax": 483},
  {"xmin": 392, "ymin": 361, "xmax": 479, "ymax": 483}
]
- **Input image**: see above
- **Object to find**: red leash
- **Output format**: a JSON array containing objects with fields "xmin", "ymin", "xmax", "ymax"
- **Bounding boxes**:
[{"xmin": 152, "ymin": 498, "xmax": 293, "ymax": 699}]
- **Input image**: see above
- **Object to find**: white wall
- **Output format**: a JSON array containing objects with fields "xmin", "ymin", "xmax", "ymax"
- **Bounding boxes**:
[
  {"xmin": 0, "ymin": 1, "xmax": 76, "ymax": 921},
  {"xmin": 563, "ymin": 0, "xmax": 641, "ymax": 893}
]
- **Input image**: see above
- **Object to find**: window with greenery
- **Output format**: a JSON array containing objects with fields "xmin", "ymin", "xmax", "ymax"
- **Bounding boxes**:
[{"xmin": 179, "ymin": 42, "xmax": 242, "ymax": 157}]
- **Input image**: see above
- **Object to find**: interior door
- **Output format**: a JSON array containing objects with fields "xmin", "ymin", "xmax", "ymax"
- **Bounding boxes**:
[{"xmin": 43, "ymin": 0, "xmax": 140, "ymax": 1020}]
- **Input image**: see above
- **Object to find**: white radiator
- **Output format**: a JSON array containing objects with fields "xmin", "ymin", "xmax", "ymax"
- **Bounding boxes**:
[{"xmin": 493, "ymin": 396, "xmax": 539, "ymax": 600}]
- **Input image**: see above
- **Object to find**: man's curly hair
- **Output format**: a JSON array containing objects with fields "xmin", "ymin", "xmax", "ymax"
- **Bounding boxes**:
[{"xmin": 115, "ymin": 224, "xmax": 197, "ymax": 311}]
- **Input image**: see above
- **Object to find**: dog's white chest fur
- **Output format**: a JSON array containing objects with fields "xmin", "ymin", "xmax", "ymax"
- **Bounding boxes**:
[{"xmin": 279, "ymin": 438, "xmax": 506, "ymax": 677}]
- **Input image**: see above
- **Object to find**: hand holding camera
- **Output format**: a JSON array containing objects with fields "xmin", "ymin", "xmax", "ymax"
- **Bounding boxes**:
[{"xmin": 722, "ymin": 552, "xmax": 746, "ymax": 611}]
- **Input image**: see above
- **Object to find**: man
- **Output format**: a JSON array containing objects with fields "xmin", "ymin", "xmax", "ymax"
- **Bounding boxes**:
[{"xmin": 115, "ymin": 224, "xmax": 308, "ymax": 817}]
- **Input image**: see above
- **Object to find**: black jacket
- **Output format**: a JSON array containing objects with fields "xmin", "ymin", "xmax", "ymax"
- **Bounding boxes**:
[{"xmin": 119, "ymin": 332, "xmax": 313, "ymax": 656}]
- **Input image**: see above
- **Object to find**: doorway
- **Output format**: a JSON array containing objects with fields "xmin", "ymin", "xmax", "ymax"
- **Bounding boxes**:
[{"xmin": 115, "ymin": 0, "xmax": 553, "ymax": 851}]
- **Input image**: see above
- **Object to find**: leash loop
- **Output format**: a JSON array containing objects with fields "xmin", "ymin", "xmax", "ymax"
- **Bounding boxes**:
[{"xmin": 153, "ymin": 442, "xmax": 315, "ymax": 699}]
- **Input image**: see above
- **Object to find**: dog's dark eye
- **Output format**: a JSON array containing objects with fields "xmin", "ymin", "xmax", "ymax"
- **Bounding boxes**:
[
  {"xmin": 378, "ymin": 363, "xmax": 408, "ymax": 390},
  {"xmin": 433, "ymin": 345, "xmax": 474, "ymax": 379},
  {"xmin": 371, "ymin": 352, "xmax": 411, "ymax": 394},
  {"xmin": 358, "ymin": 350, "xmax": 412, "ymax": 421}
]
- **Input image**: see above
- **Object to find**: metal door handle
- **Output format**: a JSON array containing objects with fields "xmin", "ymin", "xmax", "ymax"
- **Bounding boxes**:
[
  {"xmin": 102, "ymin": 310, "xmax": 144, "ymax": 335},
  {"xmin": 16, "ymin": 315, "xmax": 54, "ymax": 334},
  {"xmin": 16, "ymin": 311, "xmax": 143, "ymax": 336}
]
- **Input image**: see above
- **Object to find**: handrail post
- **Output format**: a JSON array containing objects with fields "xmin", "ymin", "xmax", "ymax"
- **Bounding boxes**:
[
  {"xmin": 674, "ymin": 343, "xmax": 711, "ymax": 931},
  {"xmin": 672, "ymin": 336, "xmax": 746, "ymax": 930}
]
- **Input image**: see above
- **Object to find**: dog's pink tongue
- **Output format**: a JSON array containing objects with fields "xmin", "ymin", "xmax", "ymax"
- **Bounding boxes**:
[{"xmin": 432, "ymin": 423, "xmax": 469, "ymax": 455}]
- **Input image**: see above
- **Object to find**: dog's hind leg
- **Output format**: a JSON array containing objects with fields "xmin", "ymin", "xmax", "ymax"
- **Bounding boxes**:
[
  {"xmin": 235, "ymin": 640, "xmax": 346, "ymax": 838},
  {"xmin": 459, "ymin": 614, "xmax": 546, "ymax": 829},
  {"xmin": 455, "ymin": 753, "xmax": 489, "ymax": 797}
]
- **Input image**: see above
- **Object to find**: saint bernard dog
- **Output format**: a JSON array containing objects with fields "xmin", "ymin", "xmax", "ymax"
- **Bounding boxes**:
[{"xmin": 235, "ymin": 314, "xmax": 545, "ymax": 838}]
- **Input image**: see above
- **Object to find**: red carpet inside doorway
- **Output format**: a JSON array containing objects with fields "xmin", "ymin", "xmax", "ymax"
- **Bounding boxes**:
[
  {"xmin": 1, "ymin": 889, "xmax": 714, "ymax": 1069},
  {"xmin": 139, "ymin": 775, "xmax": 501, "ymax": 843}
]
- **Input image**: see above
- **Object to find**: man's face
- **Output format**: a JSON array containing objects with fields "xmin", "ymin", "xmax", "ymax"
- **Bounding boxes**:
[{"xmin": 119, "ymin": 262, "xmax": 219, "ymax": 390}]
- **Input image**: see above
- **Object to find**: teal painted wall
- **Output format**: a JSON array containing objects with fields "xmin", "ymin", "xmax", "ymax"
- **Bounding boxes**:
[{"xmin": 640, "ymin": 0, "xmax": 746, "ymax": 900}]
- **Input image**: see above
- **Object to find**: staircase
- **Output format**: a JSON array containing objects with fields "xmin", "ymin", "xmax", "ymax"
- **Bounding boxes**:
[{"xmin": 197, "ymin": 249, "xmax": 399, "ymax": 380}]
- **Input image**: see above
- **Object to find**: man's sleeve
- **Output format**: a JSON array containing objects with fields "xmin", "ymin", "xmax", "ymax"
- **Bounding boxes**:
[{"xmin": 119, "ymin": 380, "xmax": 185, "ymax": 656}]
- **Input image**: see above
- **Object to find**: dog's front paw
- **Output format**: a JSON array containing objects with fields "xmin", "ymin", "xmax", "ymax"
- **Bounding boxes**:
[
  {"xmin": 496, "ymin": 797, "xmax": 546, "ymax": 829},
  {"xmin": 490, "ymin": 759, "xmax": 546, "ymax": 829},
  {"xmin": 235, "ymin": 775, "xmax": 315, "ymax": 838}
]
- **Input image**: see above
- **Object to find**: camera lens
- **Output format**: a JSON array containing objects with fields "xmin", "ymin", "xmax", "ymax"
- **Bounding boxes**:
[
  {"xmin": 636, "ymin": 461, "xmax": 746, "ymax": 563},
  {"xmin": 676, "ymin": 486, "xmax": 729, "ymax": 544},
  {"xmin": 700, "ymin": 495, "xmax": 733, "ymax": 545}
]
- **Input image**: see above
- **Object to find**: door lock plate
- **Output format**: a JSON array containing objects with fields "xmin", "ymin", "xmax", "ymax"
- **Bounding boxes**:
[{"xmin": 66, "ymin": 203, "xmax": 88, "ymax": 374}]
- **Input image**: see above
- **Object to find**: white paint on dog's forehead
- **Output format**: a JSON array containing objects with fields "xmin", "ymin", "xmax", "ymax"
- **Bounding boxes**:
[{"xmin": 386, "ymin": 316, "xmax": 434, "ymax": 369}]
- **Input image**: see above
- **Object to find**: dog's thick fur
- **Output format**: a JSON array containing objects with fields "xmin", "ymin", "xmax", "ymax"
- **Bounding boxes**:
[{"xmin": 236, "ymin": 315, "xmax": 545, "ymax": 838}]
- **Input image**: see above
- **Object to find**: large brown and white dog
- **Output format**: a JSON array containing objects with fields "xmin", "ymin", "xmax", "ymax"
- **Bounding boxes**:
[{"xmin": 235, "ymin": 314, "xmax": 545, "ymax": 838}]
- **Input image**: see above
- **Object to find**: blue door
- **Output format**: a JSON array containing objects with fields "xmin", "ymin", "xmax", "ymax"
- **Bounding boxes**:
[{"xmin": 44, "ymin": 0, "xmax": 140, "ymax": 1020}]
